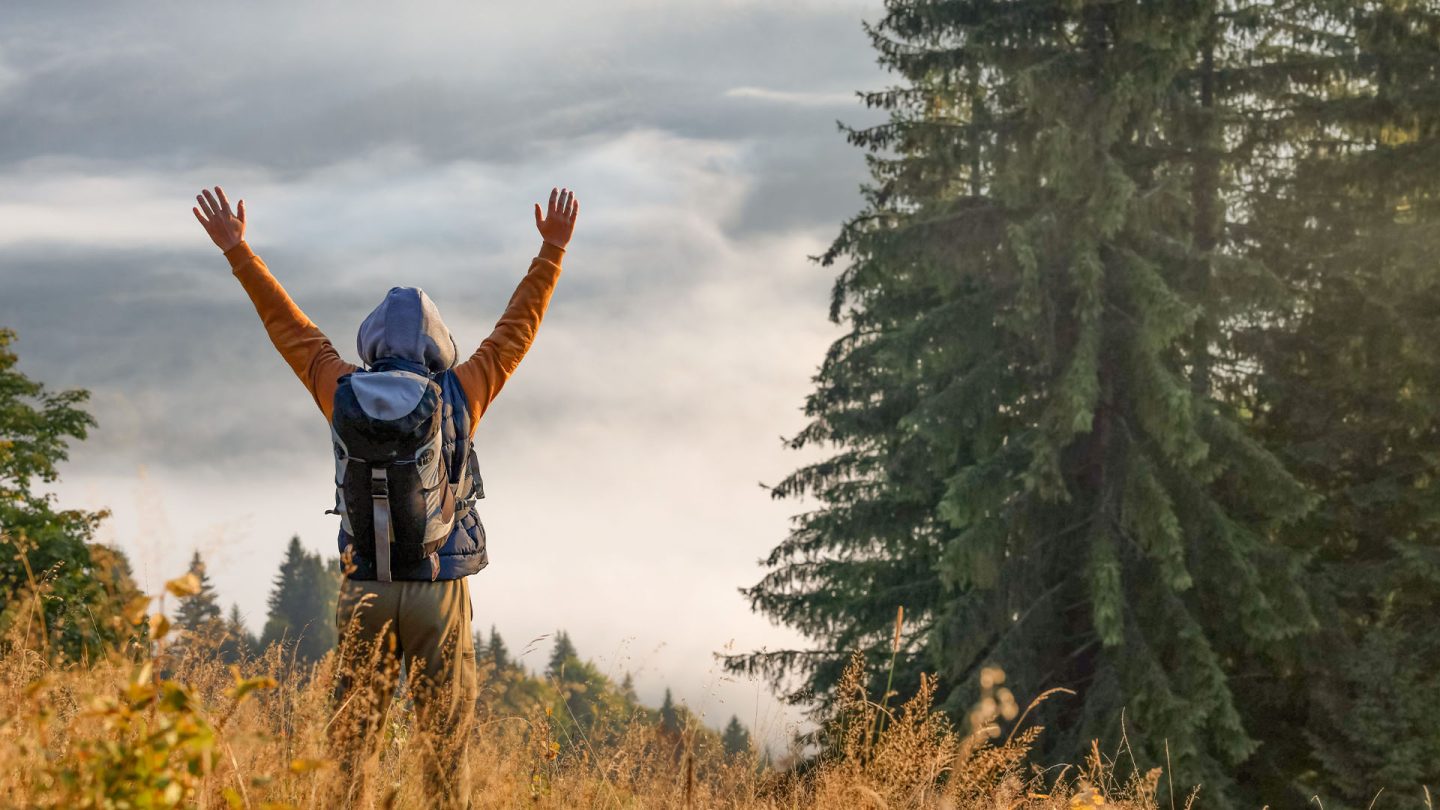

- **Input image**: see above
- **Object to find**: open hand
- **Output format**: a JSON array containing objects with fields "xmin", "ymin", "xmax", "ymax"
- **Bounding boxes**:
[
  {"xmin": 193, "ymin": 186, "xmax": 245, "ymax": 252},
  {"xmin": 534, "ymin": 187, "xmax": 578, "ymax": 250}
]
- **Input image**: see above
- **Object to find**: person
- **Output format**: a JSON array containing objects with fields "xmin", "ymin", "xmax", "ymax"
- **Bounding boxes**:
[{"xmin": 192, "ymin": 183, "xmax": 578, "ymax": 808}]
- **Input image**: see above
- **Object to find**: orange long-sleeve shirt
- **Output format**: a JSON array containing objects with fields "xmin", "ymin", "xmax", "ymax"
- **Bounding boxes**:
[{"xmin": 226, "ymin": 239, "xmax": 564, "ymax": 434}]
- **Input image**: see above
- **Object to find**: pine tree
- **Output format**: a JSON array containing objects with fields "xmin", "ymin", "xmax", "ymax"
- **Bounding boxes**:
[
  {"xmin": 260, "ymin": 536, "xmax": 338, "ymax": 664},
  {"xmin": 486, "ymin": 624, "xmax": 510, "ymax": 672},
  {"xmin": 546, "ymin": 630, "xmax": 577, "ymax": 680},
  {"xmin": 472, "ymin": 627, "xmax": 486, "ymax": 663},
  {"xmin": 721, "ymin": 715, "xmax": 752, "ymax": 758},
  {"xmin": 173, "ymin": 550, "xmax": 224, "ymax": 648},
  {"xmin": 726, "ymin": 0, "xmax": 1325, "ymax": 800},
  {"xmin": 219, "ymin": 603, "xmax": 258, "ymax": 663},
  {"xmin": 658, "ymin": 688, "xmax": 680, "ymax": 735},
  {"xmin": 652, "ymin": 688, "xmax": 686, "ymax": 760},
  {"xmin": 1232, "ymin": 2, "xmax": 1440, "ymax": 802}
]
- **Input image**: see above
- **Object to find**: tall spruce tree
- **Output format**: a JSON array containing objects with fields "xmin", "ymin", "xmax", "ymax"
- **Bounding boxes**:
[
  {"xmin": 725, "ymin": 0, "xmax": 1334, "ymax": 801},
  {"xmin": 721, "ymin": 715, "xmax": 753, "ymax": 758},
  {"xmin": 658, "ymin": 688, "xmax": 681, "ymax": 736},
  {"xmin": 173, "ymin": 550, "xmax": 224, "ymax": 648},
  {"xmin": 547, "ymin": 630, "xmax": 578, "ymax": 680},
  {"xmin": 485, "ymin": 625, "xmax": 510, "ymax": 672},
  {"xmin": 219, "ymin": 603, "xmax": 258, "ymax": 664},
  {"xmin": 260, "ymin": 536, "xmax": 338, "ymax": 664},
  {"xmin": 1232, "ymin": 2, "xmax": 1440, "ymax": 803}
]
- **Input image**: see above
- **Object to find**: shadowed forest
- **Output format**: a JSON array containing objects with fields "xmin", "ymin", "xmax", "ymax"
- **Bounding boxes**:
[{"xmin": 4, "ymin": 0, "xmax": 1440, "ymax": 807}]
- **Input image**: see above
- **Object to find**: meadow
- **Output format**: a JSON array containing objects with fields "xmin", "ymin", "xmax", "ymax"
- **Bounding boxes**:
[{"xmin": 0, "ymin": 574, "xmax": 1165, "ymax": 810}]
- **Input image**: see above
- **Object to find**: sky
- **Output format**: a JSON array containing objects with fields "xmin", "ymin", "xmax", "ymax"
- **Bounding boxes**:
[{"xmin": 0, "ymin": 0, "xmax": 891, "ymax": 746}]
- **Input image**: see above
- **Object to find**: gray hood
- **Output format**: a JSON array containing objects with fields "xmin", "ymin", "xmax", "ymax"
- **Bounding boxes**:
[{"xmin": 356, "ymin": 286, "xmax": 458, "ymax": 374}]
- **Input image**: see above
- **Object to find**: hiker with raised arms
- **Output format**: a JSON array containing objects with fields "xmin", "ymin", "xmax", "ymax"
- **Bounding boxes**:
[{"xmin": 192, "ymin": 184, "xmax": 578, "ymax": 808}]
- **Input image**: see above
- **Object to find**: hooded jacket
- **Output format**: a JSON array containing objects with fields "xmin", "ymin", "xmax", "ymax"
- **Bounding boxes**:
[{"xmin": 226, "ymin": 239, "xmax": 565, "ymax": 579}]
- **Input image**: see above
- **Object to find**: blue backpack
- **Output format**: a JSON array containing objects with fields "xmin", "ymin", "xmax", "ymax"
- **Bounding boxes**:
[{"xmin": 328, "ymin": 358, "xmax": 481, "ymax": 581}]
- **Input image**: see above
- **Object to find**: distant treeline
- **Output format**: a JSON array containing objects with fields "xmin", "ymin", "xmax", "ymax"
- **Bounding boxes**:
[
  {"xmin": 168, "ymin": 539, "xmax": 336, "ymax": 666},
  {"xmin": 170, "ymin": 545, "xmax": 756, "ymax": 759}
]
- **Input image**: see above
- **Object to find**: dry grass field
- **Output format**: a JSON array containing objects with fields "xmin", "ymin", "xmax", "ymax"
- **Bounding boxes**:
[{"xmin": 0, "ymin": 575, "xmax": 1168, "ymax": 809}]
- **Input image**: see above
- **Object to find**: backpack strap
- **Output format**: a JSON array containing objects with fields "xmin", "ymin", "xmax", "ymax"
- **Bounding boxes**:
[{"xmin": 370, "ymin": 467, "xmax": 393, "ymax": 582}]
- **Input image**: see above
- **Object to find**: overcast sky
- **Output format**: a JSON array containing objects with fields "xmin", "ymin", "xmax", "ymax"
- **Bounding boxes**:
[{"xmin": 0, "ymin": 0, "xmax": 890, "ymax": 745}]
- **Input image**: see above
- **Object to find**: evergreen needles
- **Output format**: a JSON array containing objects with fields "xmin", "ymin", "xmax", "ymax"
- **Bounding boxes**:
[{"xmin": 726, "ymin": 2, "xmax": 1440, "ymax": 806}]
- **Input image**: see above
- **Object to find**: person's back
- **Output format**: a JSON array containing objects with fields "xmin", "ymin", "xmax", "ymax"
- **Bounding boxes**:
[{"xmin": 192, "ymin": 184, "xmax": 579, "ymax": 809}]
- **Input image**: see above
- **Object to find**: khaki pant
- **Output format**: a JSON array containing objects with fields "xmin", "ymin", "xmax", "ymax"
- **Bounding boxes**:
[{"xmin": 330, "ymin": 577, "xmax": 478, "ymax": 809}]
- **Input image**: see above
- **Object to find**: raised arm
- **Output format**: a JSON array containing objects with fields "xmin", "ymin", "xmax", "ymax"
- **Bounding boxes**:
[
  {"xmin": 452, "ymin": 187, "xmax": 578, "ymax": 432},
  {"xmin": 193, "ymin": 186, "xmax": 357, "ymax": 421}
]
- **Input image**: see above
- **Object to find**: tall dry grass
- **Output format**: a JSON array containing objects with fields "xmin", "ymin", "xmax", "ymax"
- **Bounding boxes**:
[{"xmin": 0, "ymin": 582, "xmax": 1167, "ymax": 809}]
